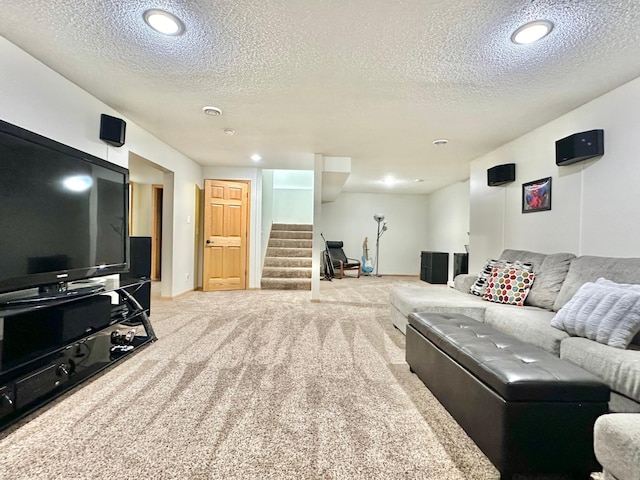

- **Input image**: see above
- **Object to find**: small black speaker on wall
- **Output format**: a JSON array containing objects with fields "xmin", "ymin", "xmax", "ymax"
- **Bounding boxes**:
[
  {"xmin": 555, "ymin": 129, "xmax": 604, "ymax": 166},
  {"xmin": 99, "ymin": 114, "xmax": 126, "ymax": 147},
  {"xmin": 487, "ymin": 163, "xmax": 516, "ymax": 186}
]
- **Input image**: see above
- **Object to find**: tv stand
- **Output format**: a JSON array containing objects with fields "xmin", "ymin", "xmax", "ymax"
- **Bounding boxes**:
[
  {"xmin": 38, "ymin": 280, "xmax": 70, "ymax": 294},
  {"xmin": 2, "ymin": 284, "xmax": 106, "ymax": 306},
  {"xmin": 0, "ymin": 278, "xmax": 155, "ymax": 431}
]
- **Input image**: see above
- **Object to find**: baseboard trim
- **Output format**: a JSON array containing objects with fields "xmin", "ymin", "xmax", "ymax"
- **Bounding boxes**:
[{"xmin": 160, "ymin": 288, "xmax": 195, "ymax": 300}]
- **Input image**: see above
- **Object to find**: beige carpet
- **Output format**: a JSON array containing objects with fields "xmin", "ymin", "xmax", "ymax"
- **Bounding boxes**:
[{"xmin": 0, "ymin": 276, "xmax": 593, "ymax": 479}]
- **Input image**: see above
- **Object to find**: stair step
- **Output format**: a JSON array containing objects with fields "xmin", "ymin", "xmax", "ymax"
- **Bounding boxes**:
[
  {"xmin": 266, "ymin": 247, "xmax": 312, "ymax": 258},
  {"xmin": 272, "ymin": 223, "xmax": 313, "ymax": 232},
  {"xmin": 270, "ymin": 230, "xmax": 312, "ymax": 240},
  {"xmin": 261, "ymin": 278, "xmax": 311, "ymax": 290},
  {"xmin": 264, "ymin": 257, "xmax": 312, "ymax": 268},
  {"xmin": 261, "ymin": 223, "xmax": 313, "ymax": 290},
  {"xmin": 262, "ymin": 267, "xmax": 312, "ymax": 279},
  {"xmin": 268, "ymin": 238, "xmax": 312, "ymax": 248}
]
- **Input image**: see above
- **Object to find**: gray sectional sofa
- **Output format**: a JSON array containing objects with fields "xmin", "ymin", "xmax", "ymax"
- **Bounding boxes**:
[
  {"xmin": 390, "ymin": 249, "xmax": 640, "ymax": 413},
  {"xmin": 393, "ymin": 249, "xmax": 640, "ymax": 479},
  {"xmin": 594, "ymin": 413, "xmax": 640, "ymax": 480}
]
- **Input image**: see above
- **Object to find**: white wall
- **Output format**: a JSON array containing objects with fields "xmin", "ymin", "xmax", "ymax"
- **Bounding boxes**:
[
  {"xmin": 201, "ymin": 166, "xmax": 262, "ymax": 289},
  {"xmin": 272, "ymin": 170, "xmax": 314, "ymax": 224},
  {"xmin": 320, "ymin": 192, "xmax": 430, "ymax": 275},
  {"xmin": 129, "ymin": 156, "xmax": 165, "ymax": 237},
  {"xmin": 0, "ymin": 36, "xmax": 203, "ymax": 298},
  {"xmin": 427, "ymin": 180, "xmax": 470, "ymax": 280},
  {"xmin": 469, "ymin": 75, "xmax": 640, "ymax": 272},
  {"xmin": 273, "ymin": 190, "xmax": 314, "ymax": 223},
  {"xmin": 131, "ymin": 183, "xmax": 153, "ymax": 236},
  {"xmin": 261, "ymin": 170, "xmax": 275, "ymax": 266}
]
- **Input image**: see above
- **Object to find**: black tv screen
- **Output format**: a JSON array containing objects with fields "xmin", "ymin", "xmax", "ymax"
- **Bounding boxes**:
[{"xmin": 0, "ymin": 119, "xmax": 129, "ymax": 294}]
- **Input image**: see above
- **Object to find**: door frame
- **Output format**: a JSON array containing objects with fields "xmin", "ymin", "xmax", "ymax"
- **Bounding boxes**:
[
  {"xmin": 151, "ymin": 184, "xmax": 163, "ymax": 280},
  {"xmin": 194, "ymin": 184, "xmax": 203, "ymax": 290}
]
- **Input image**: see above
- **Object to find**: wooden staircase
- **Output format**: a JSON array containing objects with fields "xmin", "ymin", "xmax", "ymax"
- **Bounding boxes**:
[{"xmin": 261, "ymin": 223, "xmax": 312, "ymax": 290}]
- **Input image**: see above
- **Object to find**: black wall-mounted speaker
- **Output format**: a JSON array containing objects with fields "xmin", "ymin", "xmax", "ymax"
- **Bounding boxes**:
[
  {"xmin": 555, "ymin": 129, "xmax": 604, "ymax": 166},
  {"xmin": 99, "ymin": 114, "xmax": 126, "ymax": 147},
  {"xmin": 487, "ymin": 163, "xmax": 516, "ymax": 186}
]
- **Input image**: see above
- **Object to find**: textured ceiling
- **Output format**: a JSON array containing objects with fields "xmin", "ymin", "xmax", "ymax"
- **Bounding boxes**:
[{"xmin": 1, "ymin": 1, "xmax": 640, "ymax": 194}]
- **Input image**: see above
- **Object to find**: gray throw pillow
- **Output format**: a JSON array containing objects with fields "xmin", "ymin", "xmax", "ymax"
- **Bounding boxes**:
[
  {"xmin": 551, "ymin": 278, "xmax": 640, "ymax": 349},
  {"xmin": 499, "ymin": 249, "xmax": 575, "ymax": 310},
  {"xmin": 526, "ymin": 253, "xmax": 575, "ymax": 310}
]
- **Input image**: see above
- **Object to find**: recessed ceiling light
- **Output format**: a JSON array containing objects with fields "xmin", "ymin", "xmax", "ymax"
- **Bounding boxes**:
[
  {"xmin": 143, "ymin": 9, "xmax": 185, "ymax": 36},
  {"xmin": 251, "ymin": 154, "xmax": 262, "ymax": 162},
  {"xmin": 432, "ymin": 139, "xmax": 448, "ymax": 146},
  {"xmin": 511, "ymin": 20, "xmax": 553, "ymax": 45},
  {"xmin": 203, "ymin": 106, "xmax": 222, "ymax": 116}
]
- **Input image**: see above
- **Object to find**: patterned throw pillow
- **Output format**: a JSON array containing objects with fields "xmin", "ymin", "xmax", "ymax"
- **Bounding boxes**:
[
  {"xmin": 484, "ymin": 266, "xmax": 535, "ymax": 307},
  {"xmin": 470, "ymin": 259, "xmax": 534, "ymax": 297},
  {"xmin": 470, "ymin": 259, "xmax": 504, "ymax": 296}
]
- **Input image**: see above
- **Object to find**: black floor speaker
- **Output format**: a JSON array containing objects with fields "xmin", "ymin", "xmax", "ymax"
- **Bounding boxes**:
[
  {"xmin": 129, "ymin": 237, "xmax": 152, "ymax": 277},
  {"xmin": 124, "ymin": 237, "xmax": 152, "ymax": 314}
]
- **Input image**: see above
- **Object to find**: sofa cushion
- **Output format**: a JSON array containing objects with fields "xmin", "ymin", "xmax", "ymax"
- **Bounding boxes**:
[
  {"xmin": 484, "ymin": 265, "xmax": 535, "ymax": 307},
  {"xmin": 527, "ymin": 253, "xmax": 575, "ymax": 310},
  {"xmin": 483, "ymin": 304, "xmax": 567, "ymax": 356},
  {"xmin": 500, "ymin": 249, "xmax": 547, "ymax": 267},
  {"xmin": 390, "ymin": 285, "xmax": 487, "ymax": 322},
  {"xmin": 453, "ymin": 273, "xmax": 477, "ymax": 294},
  {"xmin": 560, "ymin": 337, "xmax": 640, "ymax": 404},
  {"xmin": 500, "ymin": 249, "xmax": 575, "ymax": 310},
  {"xmin": 551, "ymin": 278, "xmax": 640, "ymax": 349},
  {"xmin": 553, "ymin": 255, "xmax": 640, "ymax": 311},
  {"xmin": 594, "ymin": 413, "xmax": 640, "ymax": 480}
]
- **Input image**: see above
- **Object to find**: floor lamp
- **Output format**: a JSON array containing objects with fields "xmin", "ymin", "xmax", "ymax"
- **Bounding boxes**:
[{"xmin": 374, "ymin": 214, "xmax": 387, "ymax": 277}]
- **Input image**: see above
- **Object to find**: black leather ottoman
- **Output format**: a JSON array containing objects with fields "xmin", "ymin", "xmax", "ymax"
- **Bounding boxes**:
[{"xmin": 406, "ymin": 312, "xmax": 610, "ymax": 480}]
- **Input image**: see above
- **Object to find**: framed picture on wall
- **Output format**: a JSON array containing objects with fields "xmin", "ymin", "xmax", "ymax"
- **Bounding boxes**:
[{"xmin": 522, "ymin": 177, "xmax": 552, "ymax": 213}]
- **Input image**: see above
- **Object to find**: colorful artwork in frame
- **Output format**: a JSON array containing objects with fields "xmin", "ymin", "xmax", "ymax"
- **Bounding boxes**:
[{"xmin": 522, "ymin": 177, "xmax": 552, "ymax": 213}]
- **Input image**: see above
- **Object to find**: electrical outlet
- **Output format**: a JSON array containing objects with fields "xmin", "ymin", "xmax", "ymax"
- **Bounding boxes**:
[{"xmin": 186, "ymin": 273, "xmax": 190, "ymax": 282}]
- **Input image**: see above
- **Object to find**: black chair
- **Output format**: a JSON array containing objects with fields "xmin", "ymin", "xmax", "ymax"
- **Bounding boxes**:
[{"xmin": 326, "ymin": 241, "xmax": 361, "ymax": 278}]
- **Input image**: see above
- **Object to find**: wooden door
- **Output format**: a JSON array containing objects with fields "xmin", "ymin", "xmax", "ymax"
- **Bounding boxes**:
[{"xmin": 202, "ymin": 179, "xmax": 250, "ymax": 291}]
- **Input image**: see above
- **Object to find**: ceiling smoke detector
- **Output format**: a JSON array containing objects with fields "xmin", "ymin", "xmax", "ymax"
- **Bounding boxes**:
[
  {"xmin": 203, "ymin": 106, "xmax": 222, "ymax": 116},
  {"xmin": 432, "ymin": 139, "xmax": 448, "ymax": 146},
  {"xmin": 223, "ymin": 128, "xmax": 235, "ymax": 136}
]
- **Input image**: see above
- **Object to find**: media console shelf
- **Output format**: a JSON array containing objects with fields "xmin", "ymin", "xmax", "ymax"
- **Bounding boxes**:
[{"xmin": 0, "ymin": 278, "xmax": 156, "ymax": 431}]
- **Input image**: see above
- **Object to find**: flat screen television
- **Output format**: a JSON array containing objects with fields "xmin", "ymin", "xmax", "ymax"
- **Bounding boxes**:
[{"xmin": 0, "ymin": 118, "xmax": 129, "ymax": 298}]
